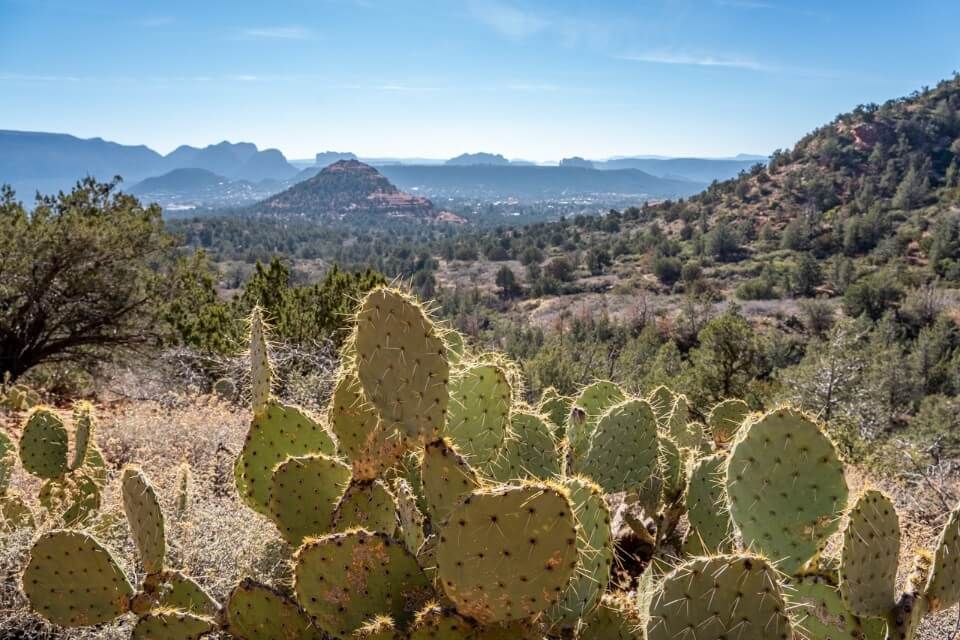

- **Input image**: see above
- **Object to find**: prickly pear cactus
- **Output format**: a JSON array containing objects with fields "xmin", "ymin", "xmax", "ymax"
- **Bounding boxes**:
[
  {"xmin": 580, "ymin": 399, "xmax": 659, "ymax": 504},
  {"xmin": 0, "ymin": 429, "xmax": 15, "ymax": 494},
  {"xmin": 664, "ymin": 395, "xmax": 708, "ymax": 452},
  {"xmin": 436, "ymin": 483, "xmax": 579, "ymax": 624},
  {"xmin": 69, "ymin": 401, "xmax": 95, "ymax": 471},
  {"xmin": 726, "ymin": 407, "xmax": 848, "ymax": 574},
  {"xmin": 353, "ymin": 287, "xmax": 449, "ymax": 443},
  {"xmin": 567, "ymin": 381, "xmax": 626, "ymax": 463},
  {"xmin": 330, "ymin": 371, "xmax": 406, "ymax": 481},
  {"xmin": 249, "ymin": 306, "xmax": 272, "ymax": 414},
  {"xmin": 646, "ymin": 385, "xmax": 675, "ymax": 421},
  {"xmin": 235, "ymin": 400, "xmax": 337, "ymax": 515},
  {"xmin": 268, "ymin": 453, "xmax": 351, "ymax": 544},
  {"xmin": 445, "ymin": 363, "xmax": 510, "ymax": 471},
  {"xmin": 579, "ymin": 594, "xmax": 643, "ymax": 640},
  {"xmin": 657, "ymin": 435, "xmax": 684, "ymax": 508},
  {"xmin": 408, "ymin": 604, "xmax": 475, "ymax": 640},
  {"xmin": 39, "ymin": 471, "xmax": 101, "ymax": 526},
  {"xmin": 135, "ymin": 570, "xmax": 219, "ymax": 617},
  {"xmin": 131, "ymin": 611, "xmax": 217, "ymax": 640},
  {"xmin": 121, "ymin": 465, "xmax": 166, "ymax": 573},
  {"xmin": 295, "ymin": 529, "xmax": 432, "ymax": 637},
  {"xmin": 839, "ymin": 490, "xmax": 900, "ymax": 618},
  {"xmin": 19, "ymin": 406, "xmax": 69, "ymax": 479},
  {"xmin": 707, "ymin": 398, "xmax": 750, "ymax": 446},
  {"xmin": 224, "ymin": 578, "xmax": 322, "ymax": 640},
  {"xmin": 925, "ymin": 502, "xmax": 960, "ymax": 612},
  {"xmin": 489, "ymin": 411, "xmax": 560, "ymax": 482},
  {"xmin": 23, "ymin": 530, "xmax": 134, "ymax": 627},
  {"xmin": 786, "ymin": 572, "xmax": 865, "ymax": 640},
  {"xmin": 538, "ymin": 387, "xmax": 571, "ymax": 435},
  {"xmin": 392, "ymin": 477, "xmax": 426, "ymax": 555},
  {"xmin": 420, "ymin": 438, "xmax": 479, "ymax": 524},
  {"xmin": 646, "ymin": 554, "xmax": 794, "ymax": 640},
  {"xmin": 174, "ymin": 459, "xmax": 191, "ymax": 520},
  {"xmin": 683, "ymin": 453, "xmax": 733, "ymax": 555},
  {"xmin": 1, "ymin": 489, "xmax": 34, "ymax": 530},
  {"xmin": 355, "ymin": 615, "xmax": 401, "ymax": 640},
  {"xmin": 331, "ymin": 479, "xmax": 398, "ymax": 533}
]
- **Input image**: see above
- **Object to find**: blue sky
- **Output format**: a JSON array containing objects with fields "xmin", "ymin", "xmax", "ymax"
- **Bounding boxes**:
[{"xmin": 2, "ymin": 0, "xmax": 958, "ymax": 161}]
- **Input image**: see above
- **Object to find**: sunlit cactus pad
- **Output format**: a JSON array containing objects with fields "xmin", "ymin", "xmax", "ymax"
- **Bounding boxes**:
[
  {"xmin": 839, "ymin": 489, "xmax": 900, "ymax": 617},
  {"xmin": 268, "ymin": 453, "xmax": 351, "ymax": 544}
]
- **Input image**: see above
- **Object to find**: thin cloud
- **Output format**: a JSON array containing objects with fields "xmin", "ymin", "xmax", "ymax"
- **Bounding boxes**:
[
  {"xmin": 141, "ymin": 17, "xmax": 175, "ymax": 28},
  {"xmin": 469, "ymin": 0, "xmax": 547, "ymax": 39},
  {"xmin": 619, "ymin": 51, "xmax": 773, "ymax": 72},
  {"xmin": 239, "ymin": 26, "xmax": 314, "ymax": 40}
]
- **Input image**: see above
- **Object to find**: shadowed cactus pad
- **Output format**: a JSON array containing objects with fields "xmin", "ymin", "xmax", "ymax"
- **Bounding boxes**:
[
  {"xmin": 236, "ymin": 400, "xmax": 337, "ymax": 515},
  {"xmin": 331, "ymin": 479, "xmax": 398, "ymax": 534},
  {"xmin": 131, "ymin": 611, "xmax": 217, "ymax": 640},
  {"xmin": 330, "ymin": 372, "xmax": 406, "ymax": 481},
  {"xmin": 69, "ymin": 401, "xmax": 95, "ymax": 471},
  {"xmin": 580, "ymin": 594, "xmax": 643, "ymax": 640},
  {"xmin": 445, "ymin": 364, "xmax": 510, "ymax": 470},
  {"xmin": 39, "ymin": 472, "xmax": 101, "ymax": 527},
  {"xmin": 925, "ymin": 502, "xmax": 960, "ymax": 612},
  {"xmin": 646, "ymin": 554, "xmax": 793, "ymax": 640},
  {"xmin": 1, "ymin": 489, "xmax": 34, "ymax": 530},
  {"xmin": 23, "ymin": 530, "xmax": 134, "ymax": 627},
  {"xmin": 683, "ymin": 453, "xmax": 733, "ymax": 555},
  {"xmin": 786, "ymin": 573, "xmax": 864, "ymax": 640},
  {"xmin": 489, "ymin": 411, "xmax": 560, "ymax": 482},
  {"xmin": 567, "ymin": 381, "xmax": 626, "ymax": 462},
  {"xmin": 421, "ymin": 438, "xmax": 479, "ymax": 524},
  {"xmin": 135, "ymin": 571, "xmax": 219, "ymax": 617},
  {"xmin": 657, "ymin": 435, "xmax": 684, "ymax": 507},
  {"xmin": 224, "ymin": 578, "xmax": 322, "ymax": 640},
  {"xmin": 581, "ymin": 399, "xmax": 659, "ymax": 501},
  {"xmin": 295, "ymin": 529, "xmax": 432, "ymax": 638},
  {"xmin": 726, "ymin": 407, "xmax": 848, "ymax": 574},
  {"xmin": 408, "ymin": 605, "xmax": 475, "ymax": 640},
  {"xmin": 354, "ymin": 287, "xmax": 449, "ymax": 443},
  {"xmin": 392, "ymin": 477, "xmax": 426, "ymax": 554},
  {"xmin": 839, "ymin": 490, "xmax": 899, "ymax": 618},
  {"xmin": 121, "ymin": 465, "xmax": 166, "ymax": 573},
  {"xmin": 707, "ymin": 398, "xmax": 750, "ymax": 446},
  {"xmin": 19, "ymin": 407, "xmax": 69, "ymax": 478},
  {"xmin": 268, "ymin": 454, "xmax": 351, "ymax": 544},
  {"xmin": 0, "ymin": 429, "xmax": 14, "ymax": 494},
  {"xmin": 436, "ymin": 483, "xmax": 579, "ymax": 624}
]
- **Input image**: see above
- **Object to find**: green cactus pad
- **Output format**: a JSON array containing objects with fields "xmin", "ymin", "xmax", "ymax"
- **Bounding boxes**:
[
  {"xmin": 69, "ymin": 401, "xmax": 95, "ymax": 471},
  {"xmin": 224, "ymin": 578, "xmax": 322, "ymax": 640},
  {"xmin": 925, "ymin": 502, "xmax": 960, "ymax": 612},
  {"xmin": 420, "ymin": 438, "xmax": 479, "ymax": 524},
  {"xmin": 445, "ymin": 364, "xmax": 510, "ymax": 471},
  {"xmin": 663, "ymin": 395, "xmax": 708, "ymax": 451},
  {"xmin": 83, "ymin": 444, "xmax": 108, "ymax": 487},
  {"xmin": 566, "ymin": 381, "xmax": 626, "ymax": 463},
  {"xmin": 538, "ymin": 388, "xmax": 571, "ymax": 437},
  {"xmin": 23, "ymin": 530, "xmax": 134, "ymax": 627},
  {"xmin": 19, "ymin": 407, "xmax": 69, "ymax": 479},
  {"xmin": 39, "ymin": 471, "xmax": 101, "ymax": 526},
  {"xmin": 657, "ymin": 435, "xmax": 684, "ymax": 508},
  {"xmin": 417, "ymin": 533, "xmax": 438, "ymax": 577},
  {"xmin": 489, "ymin": 411, "xmax": 560, "ymax": 482},
  {"xmin": 331, "ymin": 479, "xmax": 398, "ymax": 534},
  {"xmin": 354, "ymin": 287, "xmax": 450, "ymax": 444},
  {"xmin": 707, "ymin": 398, "xmax": 750, "ymax": 446},
  {"xmin": 436, "ymin": 482, "xmax": 579, "ymax": 624},
  {"xmin": 268, "ymin": 453, "xmax": 351, "ymax": 545},
  {"xmin": 580, "ymin": 399, "xmax": 659, "ymax": 502},
  {"xmin": 646, "ymin": 385, "xmax": 675, "ymax": 421},
  {"xmin": 392, "ymin": 477, "xmax": 426, "ymax": 555},
  {"xmin": 140, "ymin": 571, "xmax": 219, "ymax": 617},
  {"xmin": 683, "ymin": 453, "xmax": 733, "ymax": 555},
  {"xmin": 786, "ymin": 573, "xmax": 864, "ymax": 640},
  {"xmin": 445, "ymin": 328, "xmax": 467, "ymax": 365},
  {"xmin": 235, "ymin": 400, "xmax": 337, "ymax": 515},
  {"xmin": 330, "ymin": 371, "xmax": 406, "ymax": 481},
  {"xmin": 726, "ymin": 407, "xmax": 848, "ymax": 574},
  {"xmin": 354, "ymin": 615, "xmax": 401, "ymax": 640},
  {"xmin": 250, "ymin": 306, "xmax": 273, "ymax": 414},
  {"xmin": 580, "ymin": 594, "xmax": 643, "ymax": 640},
  {"xmin": 295, "ymin": 529, "xmax": 432, "ymax": 637},
  {"xmin": 131, "ymin": 610, "xmax": 217, "ymax": 640},
  {"xmin": 122, "ymin": 465, "xmax": 166, "ymax": 573},
  {"xmin": 0, "ymin": 429, "xmax": 16, "ymax": 494},
  {"xmin": 0, "ymin": 490, "xmax": 35, "ymax": 530},
  {"xmin": 646, "ymin": 554, "xmax": 794, "ymax": 640},
  {"xmin": 839, "ymin": 490, "xmax": 900, "ymax": 618},
  {"xmin": 547, "ymin": 476, "xmax": 614, "ymax": 631},
  {"xmin": 175, "ymin": 460, "xmax": 191, "ymax": 519},
  {"xmin": 408, "ymin": 604, "xmax": 475, "ymax": 640}
]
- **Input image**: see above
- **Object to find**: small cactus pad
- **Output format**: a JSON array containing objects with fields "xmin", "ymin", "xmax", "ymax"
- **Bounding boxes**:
[
  {"xmin": 726, "ymin": 407, "xmax": 848, "ymax": 574},
  {"xmin": 445, "ymin": 364, "xmax": 510, "ymax": 470},
  {"xmin": 131, "ymin": 611, "xmax": 217, "ymax": 640},
  {"xmin": 420, "ymin": 438, "xmax": 479, "ymax": 524},
  {"xmin": 212, "ymin": 377, "xmax": 237, "ymax": 400},
  {"xmin": 547, "ymin": 476, "xmax": 614, "ymax": 630},
  {"xmin": 925, "ymin": 502, "xmax": 960, "ymax": 611},
  {"xmin": 121, "ymin": 465, "xmax": 166, "ymax": 573},
  {"xmin": 566, "ymin": 381, "xmax": 626, "ymax": 462},
  {"xmin": 646, "ymin": 385, "xmax": 675, "ymax": 421},
  {"xmin": 538, "ymin": 387, "xmax": 570, "ymax": 434},
  {"xmin": 295, "ymin": 529, "xmax": 432, "ymax": 637},
  {"xmin": 646, "ymin": 554, "xmax": 794, "ymax": 640},
  {"xmin": 664, "ymin": 395, "xmax": 708, "ymax": 451},
  {"xmin": 23, "ymin": 530, "xmax": 134, "ymax": 627},
  {"xmin": 0, "ymin": 490, "xmax": 35, "ymax": 530},
  {"xmin": 39, "ymin": 472, "xmax": 101, "ymax": 526},
  {"xmin": 83, "ymin": 444, "xmax": 108, "ymax": 487},
  {"xmin": 250, "ymin": 306, "xmax": 272, "ymax": 414},
  {"xmin": 580, "ymin": 594, "xmax": 643, "ymax": 640},
  {"xmin": 786, "ymin": 573, "xmax": 864, "ymax": 640},
  {"xmin": 355, "ymin": 615, "xmax": 401, "ymax": 640},
  {"xmin": 236, "ymin": 400, "xmax": 337, "ymax": 515},
  {"xmin": 268, "ymin": 454, "xmax": 351, "ymax": 544},
  {"xmin": 580, "ymin": 399, "xmax": 659, "ymax": 499},
  {"xmin": 707, "ymin": 398, "xmax": 750, "ymax": 446},
  {"xmin": 0, "ymin": 429, "xmax": 17, "ymax": 494},
  {"xmin": 392, "ymin": 478, "xmax": 426, "ymax": 555},
  {"xmin": 657, "ymin": 435, "xmax": 684, "ymax": 507},
  {"xmin": 489, "ymin": 411, "xmax": 560, "ymax": 482},
  {"xmin": 839, "ymin": 490, "xmax": 900, "ymax": 618},
  {"xmin": 175, "ymin": 460, "xmax": 191, "ymax": 519},
  {"xmin": 19, "ymin": 407, "xmax": 69, "ymax": 478},
  {"xmin": 225, "ymin": 578, "xmax": 322, "ymax": 640},
  {"xmin": 69, "ymin": 401, "xmax": 95, "ymax": 471},
  {"xmin": 436, "ymin": 483, "xmax": 579, "ymax": 624},
  {"xmin": 139, "ymin": 571, "xmax": 219, "ymax": 617},
  {"xmin": 331, "ymin": 479, "xmax": 398, "ymax": 534},
  {"xmin": 354, "ymin": 288, "xmax": 449, "ymax": 443},
  {"xmin": 330, "ymin": 371, "xmax": 406, "ymax": 481},
  {"xmin": 445, "ymin": 328, "xmax": 466, "ymax": 365},
  {"xmin": 683, "ymin": 453, "xmax": 733, "ymax": 555}
]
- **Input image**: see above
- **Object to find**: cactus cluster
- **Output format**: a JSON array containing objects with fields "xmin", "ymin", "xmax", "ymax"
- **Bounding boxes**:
[{"xmin": 13, "ymin": 286, "xmax": 960, "ymax": 640}]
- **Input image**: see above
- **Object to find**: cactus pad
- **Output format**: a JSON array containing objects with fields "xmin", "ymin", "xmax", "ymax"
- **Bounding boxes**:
[
  {"xmin": 23, "ymin": 530, "xmax": 134, "ymax": 627},
  {"xmin": 268, "ymin": 454, "xmax": 351, "ymax": 544},
  {"xmin": 295, "ymin": 529, "xmax": 432, "ymax": 637},
  {"xmin": 354, "ymin": 287, "xmax": 449, "ymax": 443},
  {"xmin": 224, "ymin": 578, "xmax": 322, "ymax": 640},
  {"xmin": 355, "ymin": 616, "xmax": 401, "ymax": 640},
  {"xmin": 331, "ymin": 479, "xmax": 398, "ymax": 534},
  {"xmin": 122, "ymin": 465, "xmax": 166, "ymax": 573},
  {"xmin": 39, "ymin": 472, "xmax": 101, "ymax": 526},
  {"xmin": 135, "ymin": 571, "xmax": 219, "ymax": 617},
  {"xmin": 330, "ymin": 371, "xmax": 406, "ymax": 481},
  {"xmin": 69, "ymin": 401, "xmax": 95, "ymax": 471},
  {"xmin": 1, "ymin": 490, "xmax": 34, "ymax": 530},
  {"xmin": 566, "ymin": 381, "xmax": 625, "ymax": 462},
  {"xmin": 580, "ymin": 594, "xmax": 643, "ymax": 640},
  {"xmin": 657, "ymin": 435, "xmax": 684, "ymax": 508},
  {"xmin": 436, "ymin": 482, "xmax": 579, "ymax": 624},
  {"xmin": 786, "ymin": 573, "xmax": 864, "ymax": 640},
  {"xmin": 489, "ymin": 411, "xmax": 560, "ymax": 482},
  {"xmin": 646, "ymin": 385, "xmax": 675, "ymax": 421},
  {"xmin": 538, "ymin": 387, "xmax": 571, "ymax": 435},
  {"xmin": 420, "ymin": 438, "xmax": 479, "ymax": 524},
  {"xmin": 131, "ymin": 611, "xmax": 216, "ymax": 640},
  {"xmin": 726, "ymin": 407, "xmax": 848, "ymax": 574},
  {"xmin": 236, "ymin": 400, "xmax": 337, "ymax": 515},
  {"xmin": 646, "ymin": 554, "xmax": 794, "ymax": 640},
  {"xmin": 83, "ymin": 444, "xmax": 108, "ymax": 487},
  {"xmin": 408, "ymin": 604, "xmax": 475, "ymax": 640},
  {"xmin": 925, "ymin": 502, "xmax": 960, "ymax": 612},
  {"xmin": 250, "ymin": 306, "xmax": 272, "ymax": 413},
  {"xmin": 839, "ymin": 490, "xmax": 900, "ymax": 618},
  {"xmin": 580, "ymin": 399, "xmax": 659, "ymax": 500},
  {"xmin": 683, "ymin": 453, "xmax": 733, "ymax": 555},
  {"xmin": 707, "ymin": 398, "xmax": 750, "ymax": 446},
  {"xmin": 19, "ymin": 407, "xmax": 69, "ymax": 479},
  {"xmin": 0, "ymin": 429, "xmax": 17, "ymax": 494},
  {"xmin": 445, "ymin": 364, "xmax": 510, "ymax": 470},
  {"xmin": 664, "ymin": 395, "xmax": 708, "ymax": 451},
  {"xmin": 392, "ymin": 477, "xmax": 426, "ymax": 555}
]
